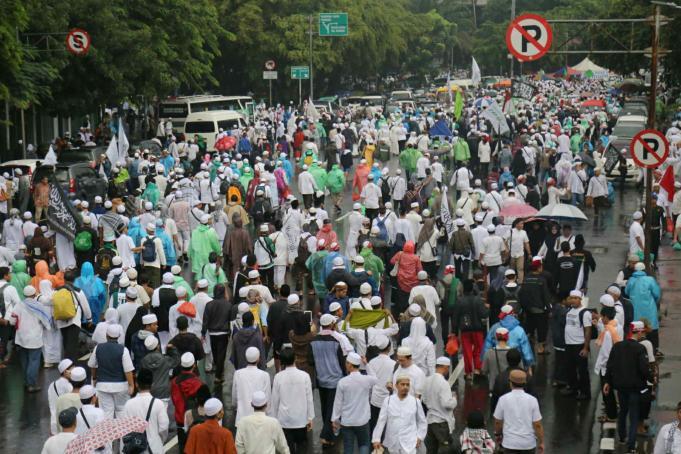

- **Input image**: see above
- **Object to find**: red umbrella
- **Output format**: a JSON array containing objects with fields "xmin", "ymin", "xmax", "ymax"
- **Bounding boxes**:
[
  {"xmin": 66, "ymin": 416, "xmax": 148, "ymax": 454},
  {"xmin": 499, "ymin": 203, "xmax": 538, "ymax": 219},
  {"xmin": 581, "ymin": 99, "xmax": 605, "ymax": 108}
]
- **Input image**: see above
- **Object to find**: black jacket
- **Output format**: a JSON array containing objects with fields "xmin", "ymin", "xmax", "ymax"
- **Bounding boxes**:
[
  {"xmin": 555, "ymin": 256, "xmax": 579, "ymax": 296},
  {"xmin": 519, "ymin": 272, "xmax": 551, "ymax": 314},
  {"xmin": 202, "ymin": 298, "xmax": 233, "ymax": 336},
  {"xmin": 324, "ymin": 269, "xmax": 359, "ymax": 293},
  {"xmin": 452, "ymin": 294, "xmax": 488, "ymax": 332},
  {"xmin": 605, "ymin": 339, "xmax": 652, "ymax": 390}
]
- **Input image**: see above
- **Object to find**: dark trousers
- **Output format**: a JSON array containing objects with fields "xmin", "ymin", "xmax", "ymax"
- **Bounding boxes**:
[
  {"xmin": 318, "ymin": 387, "xmax": 337, "ymax": 441},
  {"xmin": 422, "ymin": 260, "xmax": 438, "ymax": 279},
  {"xmin": 454, "ymin": 257, "xmax": 471, "ymax": 280},
  {"xmin": 18, "ymin": 346, "xmax": 41, "ymax": 387},
  {"xmin": 260, "ymin": 266, "xmax": 275, "ymax": 292},
  {"xmin": 61, "ymin": 324, "xmax": 81, "ymax": 362},
  {"xmin": 209, "ymin": 333, "xmax": 229, "ymax": 381},
  {"xmin": 341, "ymin": 423, "xmax": 371, "ymax": 453},
  {"xmin": 283, "ymin": 427, "xmax": 308, "ymax": 454},
  {"xmin": 440, "ymin": 309, "xmax": 455, "ymax": 344},
  {"xmin": 553, "ymin": 347, "xmax": 568, "ymax": 384},
  {"xmin": 291, "ymin": 262, "xmax": 313, "ymax": 292},
  {"xmin": 565, "ymin": 344, "xmax": 590, "ymax": 396},
  {"xmin": 370, "ymin": 404, "xmax": 381, "ymax": 433},
  {"xmin": 365, "ymin": 208, "xmax": 378, "ymax": 223},
  {"xmin": 425, "ymin": 421, "xmax": 454, "ymax": 454},
  {"xmin": 601, "ymin": 374, "xmax": 618, "ymax": 420},
  {"xmin": 302, "ymin": 194, "xmax": 313, "ymax": 209},
  {"xmin": 524, "ymin": 312, "xmax": 549, "ymax": 344},
  {"xmin": 648, "ymin": 329, "xmax": 659, "ymax": 353},
  {"xmin": 177, "ymin": 427, "xmax": 187, "ymax": 454},
  {"xmin": 617, "ymin": 389, "xmax": 641, "ymax": 450},
  {"xmin": 503, "ymin": 449, "xmax": 535, "ymax": 454}
]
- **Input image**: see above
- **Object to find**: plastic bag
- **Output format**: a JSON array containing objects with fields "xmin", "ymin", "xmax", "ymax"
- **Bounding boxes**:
[{"xmin": 445, "ymin": 333, "xmax": 459, "ymax": 356}]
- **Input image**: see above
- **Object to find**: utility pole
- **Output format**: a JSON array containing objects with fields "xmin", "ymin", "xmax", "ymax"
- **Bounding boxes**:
[
  {"xmin": 309, "ymin": 15, "xmax": 314, "ymax": 102},
  {"xmin": 644, "ymin": 4, "xmax": 661, "ymax": 273},
  {"xmin": 510, "ymin": 0, "xmax": 516, "ymax": 77}
]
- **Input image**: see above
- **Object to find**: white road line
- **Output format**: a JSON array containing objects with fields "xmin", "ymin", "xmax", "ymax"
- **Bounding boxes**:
[
  {"xmin": 78, "ymin": 353, "xmax": 91, "ymax": 361},
  {"xmin": 164, "ymin": 435, "xmax": 178, "ymax": 452},
  {"xmin": 448, "ymin": 360, "xmax": 464, "ymax": 386}
]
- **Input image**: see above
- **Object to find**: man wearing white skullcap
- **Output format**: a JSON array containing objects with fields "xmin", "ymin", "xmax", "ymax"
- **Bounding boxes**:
[
  {"xmin": 139, "ymin": 226, "xmax": 166, "ymax": 288},
  {"xmin": 87, "ymin": 320, "xmax": 135, "ymax": 420},
  {"xmin": 130, "ymin": 313, "xmax": 159, "ymax": 370},
  {"xmin": 298, "ymin": 162, "xmax": 318, "ymax": 209},
  {"xmin": 121, "ymin": 368, "xmax": 169, "ymax": 453},
  {"xmin": 407, "ymin": 271, "xmax": 439, "ymax": 329},
  {"xmin": 421, "ymin": 356, "xmax": 457, "ymax": 447},
  {"xmin": 235, "ymin": 390, "xmax": 288, "ymax": 454},
  {"xmin": 563, "ymin": 289, "xmax": 592, "ymax": 400},
  {"xmin": 629, "ymin": 211, "xmax": 645, "ymax": 255},
  {"xmin": 48, "ymin": 359, "xmax": 75, "ymax": 434},
  {"xmin": 391, "ymin": 346, "xmax": 426, "ymax": 398},
  {"xmin": 75, "ymin": 384, "xmax": 107, "ymax": 439},
  {"xmin": 232, "ymin": 346, "xmax": 271, "ymax": 425}
]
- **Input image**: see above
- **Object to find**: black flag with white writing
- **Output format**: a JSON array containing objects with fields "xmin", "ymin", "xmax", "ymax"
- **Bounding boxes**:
[{"xmin": 47, "ymin": 175, "xmax": 80, "ymax": 240}]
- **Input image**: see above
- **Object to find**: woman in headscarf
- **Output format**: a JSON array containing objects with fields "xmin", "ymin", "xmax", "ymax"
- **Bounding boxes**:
[
  {"xmin": 390, "ymin": 240, "xmax": 423, "ymax": 318},
  {"xmin": 273, "ymin": 161, "xmax": 290, "ymax": 204},
  {"xmin": 211, "ymin": 201, "xmax": 230, "ymax": 246},
  {"xmin": 37, "ymin": 279, "xmax": 61, "ymax": 367},
  {"xmin": 74, "ymin": 262, "xmax": 107, "ymax": 324},
  {"xmin": 27, "ymin": 226, "xmax": 53, "ymax": 274},
  {"xmin": 416, "ymin": 213, "xmax": 441, "ymax": 277},
  {"xmin": 401, "ymin": 316, "xmax": 435, "ymax": 376},
  {"xmin": 92, "ymin": 308, "xmax": 123, "ymax": 345},
  {"xmin": 2, "ymin": 208, "xmax": 24, "ymax": 251},
  {"xmin": 30, "ymin": 260, "xmax": 64, "ymax": 289},
  {"xmin": 9, "ymin": 260, "xmax": 30, "ymax": 294},
  {"xmin": 538, "ymin": 221, "xmax": 560, "ymax": 273}
]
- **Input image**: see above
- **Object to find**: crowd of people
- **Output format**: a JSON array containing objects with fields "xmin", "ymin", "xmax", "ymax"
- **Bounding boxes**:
[{"xmin": 0, "ymin": 77, "xmax": 677, "ymax": 453}]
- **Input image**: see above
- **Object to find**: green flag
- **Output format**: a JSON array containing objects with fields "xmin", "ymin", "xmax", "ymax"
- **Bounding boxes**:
[{"xmin": 454, "ymin": 90, "xmax": 464, "ymax": 120}]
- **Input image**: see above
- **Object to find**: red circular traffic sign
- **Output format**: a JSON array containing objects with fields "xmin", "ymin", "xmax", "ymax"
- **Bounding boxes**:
[
  {"xmin": 65, "ymin": 29, "xmax": 91, "ymax": 56},
  {"xmin": 506, "ymin": 14, "xmax": 553, "ymax": 62},
  {"xmin": 630, "ymin": 129, "xmax": 669, "ymax": 169},
  {"xmin": 265, "ymin": 60, "xmax": 276, "ymax": 70}
]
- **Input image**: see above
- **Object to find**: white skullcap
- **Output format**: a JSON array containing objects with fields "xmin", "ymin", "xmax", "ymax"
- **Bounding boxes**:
[
  {"xmin": 197, "ymin": 279, "xmax": 208, "ymax": 289},
  {"xmin": 23, "ymin": 211, "xmax": 32, "ymax": 219},
  {"xmin": 287, "ymin": 294, "xmax": 300, "ymax": 305},
  {"xmin": 346, "ymin": 352, "xmax": 362, "ymax": 366},
  {"xmin": 410, "ymin": 202, "xmax": 419, "ymax": 208},
  {"xmin": 248, "ymin": 270, "xmax": 260, "ymax": 279},
  {"xmin": 635, "ymin": 262, "xmax": 646, "ymax": 271},
  {"xmin": 632, "ymin": 211, "xmax": 642, "ymax": 220},
  {"xmin": 200, "ymin": 214, "xmax": 210, "ymax": 224},
  {"xmin": 417, "ymin": 270, "xmax": 428, "ymax": 280},
  {"xmin": 126, "ymin": 268, "xmax": 138, "ymax": 279},
  {"xmin": 144, "ymin": 336, "xmax": 159, "ymax": 351},
  {"xmin": 81, "ymin": 201, "xmax": 89, "ymax": 209},
  {"xmin": 181, "ymin": 352, "xmax": 195, "ymax": 368},
  {"xmin": 238, "ymin": 302, "xmax": 249, "ymax": 313},
  {"xmin": 70, "ymin": 366, "xmax": 86, "ymax": 382},
  {"xmin": 569, "ymin": 290, "xmax": 583, "ymax": 298},
  {"xmin": 474, "ymin": 213, "xmax": 484, "ymax": 222},
  {"xmin": 118, "ymin": 277, "xmax": 130, "ymax": 288},
  {"xmin": 329, "ymin": 302, "xmax": 342, "ymax": 312},
  {"xmin": 320, "ymin": 313, "xmax": 336, "ymax": 326},
  {"xmin": 360, "ymin": 282, "xmax": 372, "ymax": 294},
  {"xmin": 79, "ymin": 385, "xmax": 96, "ymax": 400},
  {"xmin": 408, "ymin": 304, "xmax": 421, "ymax": 316},
  {"xmin": 350, "ymin": 301, "xmax": 363, "ymax": 310},
  {"xmin": 94, "ymin": 196, "xmax": 103, "ymax": 203},
  {"xmin": 631, "ymin": 321, "xmax": 645, "ymax": 332},
  {"xmin": 353, "ymin": 255, "xmax": 365, "ymax": 264},
  {"xmin": 505, "ymin": 269, "xmax": 516, "ymax": 276},
  {"xmin": 58, "ymin": 359, "xmax": 73, "ymax": 374},
  {"xmin": 163, "ymin": 272, "xmax": 174, "ymax": 283},
  {"xmin": 259, "ymin": 224, "xmax": 270, "ymax": 233},
  {"xmin": 455, "ymin": 218, "xmax": 465, "ymax": 226},
  {"xmin": 144, "ymin": 202, "xmax": 153, "ymax": 211},
  {"xmin": 496, "ymin": 327, "xmax": 509, "ymax": 336},
  {"xmin": 436, "ymin": 356, "xmax": 451, "ymax": 367},
  {"xmin": 112, "ymin": 256, "xmax": 123, "ymax": 266},
  {"xmin": 125, "ymin": 287, "xmax": 138, "ymax": 299},
  {"xmin": 372, "ymin": 334, "xmax": 390, "ymax": 350},
  {"xmin": 370, "ymin": 296, "xmax": 382, "ymax": 306},
  {"xmin": 486, "ymin": 224, "xmax": 496, "ymax": 233},
  {"xmin": 23, "ymin": 285, "xmax": 36, "ymax": 297},
  {"xmin": 117, "ymin": 204, "xmax": 126, "ymax": 214},
  {"xmin": 142, "ymin": 314, "xmax": 157, "ymax": 325},
  {"xmin": 607, "ymin": 285, "xmax": 621, "ymax": 296},
  {"xmin": 501, "ymin": 305, "xmax": 514, "ymax": 314},
  {"xmin": 332, "ymin": 257, "xmax": 344, "ymax": 268},
  {"xmin": 175, "ymin": 286, "xmax": 187, "ymax": 298},
  {"xmin": 146, "ymin": 222, "xmax": 156, "ymax": 231},
  {"xmin": 245, "ymin": 346, "xmax": 260, "ymax": 363},
  {"xmin": 104, "ymin": 200, "xmax": 113, "ymax": 209},
  {"xmin": 600, "ymin": 294, "xmax": 615, "ymax": 307},
  {"xmin": 106, "ymin": 324, "xmax": 122, "ymax": 338},
  {"xmin": 397, "ymin": 346, "xmax": 412, "ymax": 356},
  {"xmin": 251, "ymin": 391, "xmax": 268, "ymax": 407},
  {"xmin": 204, "ymin": 398, "xmax": 223, "ymax": 416},
  {"xmin": 353, "ymin": 202, "xmax": 361, "ymax": 210}
]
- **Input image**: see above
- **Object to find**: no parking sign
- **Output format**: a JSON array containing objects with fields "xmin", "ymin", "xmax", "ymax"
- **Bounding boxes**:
[
  {"xmin": 506, "ymin": 14, "xmax": 553, "ymax": 62},
  {"xmin": 630, "ymin": 129, "xmax": 669, "ymax": 169}
]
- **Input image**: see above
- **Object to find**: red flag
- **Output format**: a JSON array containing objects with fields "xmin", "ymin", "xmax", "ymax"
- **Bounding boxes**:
[{"xmin": 659, "ymin": 165, "xmax": 675, "ymax": 203}]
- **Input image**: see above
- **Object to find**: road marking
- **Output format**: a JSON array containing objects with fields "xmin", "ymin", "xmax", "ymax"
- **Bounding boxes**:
[
  {"xmin": 79, "ymin": 353, "xmax": 91, "ymax": 361},
  {"xmin": 448, "ymin": 360, "xmax": 464, "ymax": 386},
  {"xmin": 599, "ymin": 438, "xmax": 615, "ymax": 451},
  {"xmin": 164, "ymin": 435, "xmax": 178, "ymax": 452}
]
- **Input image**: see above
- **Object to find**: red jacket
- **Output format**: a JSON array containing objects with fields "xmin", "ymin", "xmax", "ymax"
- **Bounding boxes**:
[{"xmin": 170, "ymin": 371, "xmax": 203, "ymax": 424}]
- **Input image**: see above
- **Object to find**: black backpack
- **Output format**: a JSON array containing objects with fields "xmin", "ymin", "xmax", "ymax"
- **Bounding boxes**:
[
  {"xmin": 122, "ymin": 397, "xmax": 156, "ymax": 454},
  {"xmin": 579, "ymin": 308, "xmax": 599, "ymax": 340},
  {"xmin": 219, "ymin": 176, "xmax": 230, "ymax": 195},
  {"xmin": 142, "ymin": 236, "xmax": 157, "ymax": 263}
]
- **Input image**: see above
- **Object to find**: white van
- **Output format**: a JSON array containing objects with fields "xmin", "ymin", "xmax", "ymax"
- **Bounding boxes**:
[{"xmin": 184, "ymin": 110, "xmax": 247, "ymax": 152}]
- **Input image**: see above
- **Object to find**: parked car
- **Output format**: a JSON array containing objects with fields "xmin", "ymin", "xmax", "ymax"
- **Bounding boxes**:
[
  {"xmin": 0, "ymin": 159, "xmax": 41, "ymax": 178},
  {"xmin": 58, "ymin": 146, "xmax": 108, "ymax": 164},
  {"xmin": 132, "ymin": 138, "xmax": 163, "ymax": 157},
  {"xmin": 31, "ymin": 162, "xmax": 108, "ymax": 203},
  {"xmin": 602, "ymin": 114, "xmax": 647, "ymax": 184}
]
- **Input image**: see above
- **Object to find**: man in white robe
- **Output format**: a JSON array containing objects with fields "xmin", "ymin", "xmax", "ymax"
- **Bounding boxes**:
[{"xmin": 232, "ymin": 347, "xmax": 271, "ymax": 427}]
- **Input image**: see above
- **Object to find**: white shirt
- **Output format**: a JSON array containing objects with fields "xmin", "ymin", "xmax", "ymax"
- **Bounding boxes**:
[
  {"xmin": 493, "ymin": 389, "xmax": 542, "ymax": 450},
  {"xmin": 431, "ymin": 162, "xmax": 444, "ymax": 183},
  {"xmin": 388, "ymin": 176, "xmax": 407, "ymax": 201},
  {"xmin": 629, "ymin": 221, "xmax": 645, "ymax": 254},
  {"xmin": 75, "ymin": 404, "xmax": 112, "ymax": 453},
  {"xmin": 48, "ymin": 377, "xmax": 73, "ymax": 435},
  {"xmin": 87, "ymin": 343, "xmax": 135, "ymax": 391},
  {"xmin": 451, "ymin": 167, "xmax": 472, "ymax": 191},
  {"xmin": 594, "ymin": 324, "xmax": 622, "ymax": 376},
  {"xmin": 564, "ymin": 306, "xmax": 592, "ymax": 345},
  {"xmin": 235, "ymin": 411, "xmax": 289, "ymax": 454},
  {"xmin": 140, "ymin": 236, "xmax": 166, "ymax": 268},
  {"xmin": 484, "ymin": 191, "xmax": 503, "ymax": 214},
  {"xmin": 654, "ymin": 423, "xmax": 681, "ymax": 454},
  {"xmin": 421, "ymin": 372, "xmax": 457, "ymax": 431},
  {"xmin": 92, "ymin": 321, "xmax": 124, "ymax": 345},
  {"xmin": 505, "ymin": 228, "xmax": 529, "ymax": 259},
  {"xmin": 587, "ymin": 174, "xmax": 608, "ymax": 198},
  {"xmin": 372, "ymin": 394, "xmax": 428, "ymax": 453},
  {"xmin": 392, "ymin": 364, "xmax": 426, "ymax": 397},
  {"xmin": 0, "ymin": 280, "xmax": 21, "ymax": 316},
  {"xmin": 41, "ymin": 432, "xmax": 77, "ymax": 454},
  {"xmin": 117, "ymin": 301, "xmax": 142, "ymax": 337},
  {"xmin": 232, "ymin": 364, "xmax": 272, "ymax": 426},
  {"xmin": 361, "ymin": 182, "xmax": 382, "ymax": 209},
  {"xmin": 408, "ymin": 285, "xmax": 440, "ymax": 328},
  {"xmin": 405, "ymin": 212, "xmax": 422, "ymax": 241},
  {"xmin": 190, "ymin": 292, "xmax": 212, "ymax": 321},
  {"xmin": 394, "ymin": 218, "xmax": 415, "ymax": 243},
  {"xmin": 367, "ymin": 354, "xmax": 396, "ymax": 407},
  {"xmin": 9, "ymin": 299, "xmax": 50, "ymax": 349},
  {"xmin": 122, "ymin": 392, "xmax": 169, "ymax": 454},
  {"xmin": 416, "ymin": 157, "xmax": 430, "ymax": 179},
  {"xmin": 168, "ymin": 301, "xmax": 202, "ymax": 338},
  {"xmin": 332, "ymin": 371, "xmax": 377, "ymax": 426},
  {"xmin": 115, "ymin": 234, "xmax": 137, "ymax": 269},
  {"xmin": 471, "ymin": 225, "xmax": 489, "ymax": 261},
  {"xmin": 270, "ymin": 366, "xmax": 315, "ymax": 429},
  {"xmin": 481, "ymin": 235, "xmax": 506, "ymax": 267},
  {"xmin": 297, "ymin": 170, "xmax": 317, "ymax": 195}
]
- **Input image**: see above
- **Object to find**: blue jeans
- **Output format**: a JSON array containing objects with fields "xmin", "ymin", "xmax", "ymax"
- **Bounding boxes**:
[
  {"xmin": 571, "ymin": 193, "xmax": 584, "ymax": 206},
  {"xmin": 18, "ymin": 346, "xmax": 41, "ymax": 386},
  {"xmin": 342, "ymin": 423, "xmax": 371, "ymax": 454},
  {"xmin": 617, "ymin": 389, "xmax": 641, "ymax": 450}
]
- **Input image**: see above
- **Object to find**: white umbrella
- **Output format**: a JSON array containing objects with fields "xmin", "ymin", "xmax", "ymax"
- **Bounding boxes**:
[{"xmin": 536, "ymin": 203, "xmax": 588, "ymax": 221}]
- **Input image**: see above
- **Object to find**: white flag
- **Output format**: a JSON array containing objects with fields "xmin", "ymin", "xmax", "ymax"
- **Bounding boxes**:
[
  {"xmin": 118, "ymin": 118, "xmax": 129, "ymax": 165},
  {"xmin": 305, "ymin": 98, "xmax": 321, "ymax": 122},
  {"xmin": 106, "ymin": 135, "xmax": 119, "ymax": 165},
  {"xmin": 44, "ymin": 145, "xmax": 58, "ymax": 166},
  {"xmin": 480, "ymin": 100, "xmax": 510, "ymax": 135},
  {"xmin": 472, "ymin": 57, "xmax": 481, "ymax": 86},
  {"xmin": 441, "ymin": 186, "xmax": 454, "ymax": 240}
]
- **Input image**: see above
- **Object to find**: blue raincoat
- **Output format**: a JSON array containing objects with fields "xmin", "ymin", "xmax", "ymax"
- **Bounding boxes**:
[
  {"xmin": 155, "ymin": 224, "xmax": 177, "ymax": 267},
  {"xmin": 626, "ymin": 270, "xmax": 661, "ymax": 329},
  {"xmin": 160, "ymin": 155, "xmax": 175, "ymax": 175},
  {"xmin": 370, "ymin": 166, "xmax": 382, "ymax": 182},
  {"xmin": 127, "ymin": 217, "xmax": 144, "ymax": 264},
  {"xmin": 482, "ymin": 315, "xmax": 534, "ymax": 366},
  {"xmin": 74, "ymin": 262, "xmax": 107, "ymax": 324},
  {"xmin": 281, "ymin": 156, "xmax": 294, "ymax": 182}
]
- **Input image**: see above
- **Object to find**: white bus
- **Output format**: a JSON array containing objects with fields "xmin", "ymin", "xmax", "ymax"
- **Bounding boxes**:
[{"xmin": 158, "ymin": 95, "xmax": 254, "ymax": 133}]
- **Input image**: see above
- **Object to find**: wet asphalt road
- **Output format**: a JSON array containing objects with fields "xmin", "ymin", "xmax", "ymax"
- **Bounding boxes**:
[{"xmin": 0, "ymin": 157, "xmax": 677, "ymax": 454}]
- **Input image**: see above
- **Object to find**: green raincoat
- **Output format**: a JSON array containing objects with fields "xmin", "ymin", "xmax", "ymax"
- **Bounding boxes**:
[
  {"xmin": 240, "ymin": 167, "xmax": 254, "ymax": 190},
  {"xmin": 305, "ymin": 250, "xmax": 329, "ymax": 297},
  {"xmin": 141, "ymin": 182, "xmax": 161, "ymax": 208},
  {"xmin": 570, "ymin": 133, "xmax": 582, "ymax": 154},
  {"xmin": 114, "ymin": 168, "xmax": 130, "ymax": 185},
  {"xmin": 454, "ymin": 138, "xmax": 471, "ymax": 162},
  {"xmin": 200, "ymin": 262, "xmax": 228, "ymax": 296},
  {"xmin": 399, "ymin": 146, "xmax": 422, "ymax": 174},
  {"xmin": 326, "ymin": 165, "xmax": 345, "ymax": 195},
  {"xmin": 309, "ymin": 163, "xmax": 328, "ymax": 191},
  {"xmin": 209, "ymin": 158, "xmax": 221, "ymax": 182},
  {"xmin": 10, "ymin": 260, "xmax": 30, "ymax": 294},
  {"xmin": 359, "ymin": 246, "xmax": 385, "ymax": 283},
  {"xmin": 173, "ymin": 275, "xmax": 195, "ymax": 299},
  {"xmin": 188, "ymin": 224, "xmax": 221, "ymax": 276}
]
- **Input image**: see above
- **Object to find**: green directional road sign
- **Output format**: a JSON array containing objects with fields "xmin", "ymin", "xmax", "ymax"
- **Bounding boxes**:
[
  {"xmin": 291, "ymin": 66, "xmax": 310, "ymax": 80},
  {"xmin": 319, "ymin": 13, "xmax": 348, "ymax": 37}
]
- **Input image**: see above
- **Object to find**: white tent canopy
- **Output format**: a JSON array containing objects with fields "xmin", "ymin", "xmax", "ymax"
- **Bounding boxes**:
[{"xmin": 570, "ymin": 57, "xmax": 610, "ymax": 76}]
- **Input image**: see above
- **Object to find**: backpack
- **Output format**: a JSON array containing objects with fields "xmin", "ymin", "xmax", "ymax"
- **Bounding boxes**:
[
  {"xmin": 297, "ymin": 236, "xmax": 311, "ymax": 264},
  {"xmin": 122, "ymin": 397, "xmax": 156, "ymax": 454},
  {"xmin": 96, "ymin": 248, "xmax": 114, "ymax": 275},
  {"xmin": 142, "ymin": 236, "xmax": 157, "ymax": 263},
  {"xmin": 219, "ymin": 176, "xmax": 230, "ymax": 195},
  {"xmin": 252, "ymin": 200, "xmax": 266, "ymax": 221},
  {"xmin": 74, "ymin": 230, "xmax": 93, "ymax": 252},
  {"xmin": 380, "ymin": 177, "xmax": 391, "ymax": 200},
  {"xmin": 579, "ymin": 308, "xmax": 599, "ymax": 340},
  {"xmin": 228, "ymin": 185, "xmax": 242, "ymax": 205},
  {"xmin": 375, "ymin": 216, "xmax": 389, "ymax": 242},
  {"xmin": 53, "ymin": 287, "xmax": 78, "ymax": 321}
]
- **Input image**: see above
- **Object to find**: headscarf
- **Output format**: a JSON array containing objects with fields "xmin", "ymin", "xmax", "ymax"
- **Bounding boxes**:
[
  {"xmin": 30, "ymin": 260, "xmax": 64, "ymax": 289},
  {"xmin": 402, "ymin": 317, "xmax": 434, "ymax": 374},
  {"xmin": 416, "ymin": 217, "xmax": 436, "ymax": 250},
  {"xmin": 393, "ymin": 241, "xmax": 422, "ymax": 292},
  {"xmin": 74, "ymin": 262, "xmax": 107, "ymax": 323}
]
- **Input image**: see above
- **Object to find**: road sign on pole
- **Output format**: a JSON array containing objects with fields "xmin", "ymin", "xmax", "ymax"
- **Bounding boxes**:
[
  {"xmin": 630, "ymin": 129, "xmax": 669, "ymax": 169},
  {"xmin": 65, "ymin": 28, "xmax": 91, "ymax": 56},
  {"xmin": 265, "ymin": 60, "xmax": 276, "ymax": 70},
  {"xmin": 505, "ymin": 14, "xmax": 552, "ymax": 62},
  {"xmin": 291, "ymin": 66, "xmax": 310, "ymax": 79},
  {"xmin": 262, "ymin": 71, "xmax": 278, "ymax": 80},
  {"xmin": 319, "ymin": 13, "xmax": 349, "ymax": 37}
]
